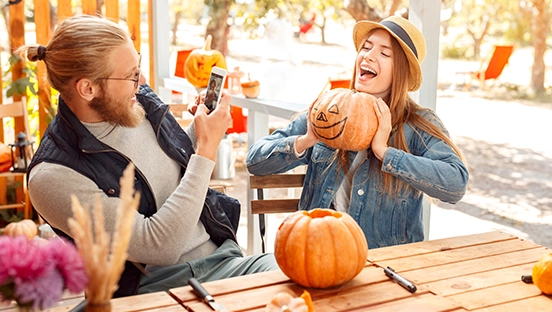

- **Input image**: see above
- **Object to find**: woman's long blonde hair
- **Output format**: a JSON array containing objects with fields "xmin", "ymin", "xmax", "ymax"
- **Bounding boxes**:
[{"xmin": 337, "ymin": 31, "xmax": 467, "ymax": 195}]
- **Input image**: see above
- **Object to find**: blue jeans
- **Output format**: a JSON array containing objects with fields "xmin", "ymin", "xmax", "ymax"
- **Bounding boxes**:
[{"xmin": 138, "ymin": 239, "xmax": 278, "ymax": 293}]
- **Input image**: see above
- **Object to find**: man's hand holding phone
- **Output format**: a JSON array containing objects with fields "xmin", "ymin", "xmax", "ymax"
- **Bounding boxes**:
[{"xmin": 193, "ymin": 90, "xmax": 232, "ymax": 162}]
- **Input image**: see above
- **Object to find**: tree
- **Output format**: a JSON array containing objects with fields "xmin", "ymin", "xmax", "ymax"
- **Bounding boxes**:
[
  {"xmin": 204, "ymin": 0, "xmax": 232, "ymax": 56},
  {"xmin": 343, "ymin": 0, "xmax": 405, "ymax": 22},
  {"xmin": 530, "ymin": 0, "xmax": 549, "ymax": 94}
]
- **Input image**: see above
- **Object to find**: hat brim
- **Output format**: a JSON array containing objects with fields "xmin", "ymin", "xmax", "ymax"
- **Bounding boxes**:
[{"xmin": 353, "ymin": 21, "xmax": 422, "ymax": 91}]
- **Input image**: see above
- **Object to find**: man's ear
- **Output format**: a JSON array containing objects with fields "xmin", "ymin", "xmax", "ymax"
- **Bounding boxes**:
[{"xmin": 75, "ymin": 78, "xmax": 99, "ymax": 101}]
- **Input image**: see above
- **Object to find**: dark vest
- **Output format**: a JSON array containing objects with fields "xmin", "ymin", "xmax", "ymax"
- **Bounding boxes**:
[{"xmin": 28, "ymin": 84, "xmax": 240, "ymax": 297}]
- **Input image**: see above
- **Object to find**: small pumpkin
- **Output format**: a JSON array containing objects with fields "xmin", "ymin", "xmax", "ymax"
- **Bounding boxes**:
[
  {"xmin": 265, "ymin": 291, "xmax": 311, "ymax": 312},
  {"xmin": 241, "ymin": 73, "xmax": 260, "ymax": 98},
  {"xmin": 309, "ymin": 88, "xmax": 378, "ymax": 151},
  {"xmin": 274, "ymin": 208, "xmax": 368, "ymax": 289},
  {"xmin": 3, "ymin": 219, "xmax": 38, "ymax": 240},
  {"xmin": 532, "ymin": 252, "xmax": 552, "ymax": 294},
  {"xmin": 184, "ymin": 35, "xmax": 227, "ymax": 88}
]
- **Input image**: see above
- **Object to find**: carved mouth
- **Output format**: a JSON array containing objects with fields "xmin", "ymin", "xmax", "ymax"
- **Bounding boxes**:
[{"xmin": 312, "ymin": 117, "xmax": 348, "ymax": 140}]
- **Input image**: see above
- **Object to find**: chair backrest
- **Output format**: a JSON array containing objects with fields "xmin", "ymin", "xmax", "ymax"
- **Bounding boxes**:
[
  {"xmin": 249, "ymin": 173, "xmax": 305, "ymax": 215},
  {"xmin": 478, "ymin": 45, "xmax": 514, "ymax": 80},
  {"xmin": 0, "ymin": 99, "xmax": 33, "ymax": 219},
  {"xmin": 249, "ymin": 172, "xmax": 305, "ymax": 252}
]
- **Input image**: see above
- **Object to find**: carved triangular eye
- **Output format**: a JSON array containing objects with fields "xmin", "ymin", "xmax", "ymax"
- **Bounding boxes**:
[
  {"xmin": 316, "ymin": 112, "xmax": 327, "ymax": 122},
  {"xmin": 328, "ymin": 104, "xmax": 339, "ymax": 114}
]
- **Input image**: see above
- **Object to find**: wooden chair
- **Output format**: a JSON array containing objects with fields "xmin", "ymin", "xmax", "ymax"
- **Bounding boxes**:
[
  {"xmin": 249, "ymin": 173, "xmax": 305, "ymax": 252},
  {"xmin": 454, "ymin": 45, "xmax": 514, "ymax": 91},
  {"xmin": 0, "ymin": 99, "xmax": 33, "ymax": 219},
  {"xmin": 318, "ymin": 77, "xmax": 351, "ymax": 96}
]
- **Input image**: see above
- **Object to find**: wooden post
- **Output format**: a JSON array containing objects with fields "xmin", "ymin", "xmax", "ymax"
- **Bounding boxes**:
[
  {"xmin": 82, "ymin": 0, "xmax": 97, "ymax": 15},
  {"xmin": 410, "ymin": 0, "xmax": 440, "ymax": 240},
  {"xmin": 35, "ymin": 0, "xmax": 52, "ymax": 141},
  {"xmin": 9, "ymin": 0, "xmax": 25, "ymax": 136},
  {"xmin": 148, "ymin": 0, "xmax": 154, "ymax": 90},
  {"xmin": 127, "ymin": 0, "xmax": 140, "ymax": 52},
  {"xmin": 57, "ymin": 0, "xmax": 72, "ymax": 23},
  {"xmin": 105, "ymin": 0, "xmax": 119, "ymax": 22},
  {"xmin": 8, "ymin": 0, "xmax": 26, "ymax": 209}
]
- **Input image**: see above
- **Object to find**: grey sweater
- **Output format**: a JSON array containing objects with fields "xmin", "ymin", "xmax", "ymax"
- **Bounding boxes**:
[{"xmin": 28, "ymin": 119, "xmax": 218, "ymax": 269}]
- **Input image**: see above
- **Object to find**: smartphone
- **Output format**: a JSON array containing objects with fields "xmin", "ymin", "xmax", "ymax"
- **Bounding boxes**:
[{"xmin": 204, "ymin": 66, "xmax": 227, "ymax": 112}]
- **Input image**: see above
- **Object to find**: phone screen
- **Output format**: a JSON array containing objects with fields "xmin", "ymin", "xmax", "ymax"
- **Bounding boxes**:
[{"xmin": 204, "ymin": 71, "xmax": 225, "ymax": 111}]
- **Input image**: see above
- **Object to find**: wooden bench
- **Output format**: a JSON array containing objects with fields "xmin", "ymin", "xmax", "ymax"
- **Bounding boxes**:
[{"xmin": 249, "ymin": 173, "xmax": 305, "ymax": 252}]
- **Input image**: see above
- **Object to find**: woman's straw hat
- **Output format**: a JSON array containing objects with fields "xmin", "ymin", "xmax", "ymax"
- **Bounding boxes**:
[{"xmin": 353, "ymin": 16, "xmax": 426, "ymax": 91}]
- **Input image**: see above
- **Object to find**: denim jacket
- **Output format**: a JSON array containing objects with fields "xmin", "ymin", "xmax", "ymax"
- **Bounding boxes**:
[{"xmin": 246, "ymin": 110, "xmax": 469, "ymax": 249}]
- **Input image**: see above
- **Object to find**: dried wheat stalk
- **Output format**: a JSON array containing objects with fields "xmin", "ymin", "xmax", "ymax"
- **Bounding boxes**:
[{"xmin": 68, "ymin": 163, "xmax": 140, "ymax": 304}]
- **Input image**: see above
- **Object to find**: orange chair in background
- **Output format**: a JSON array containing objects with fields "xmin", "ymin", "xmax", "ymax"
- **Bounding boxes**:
[
  {"xmin": 454, "ymin": 45, "xmax": 514, "ymax": 91},
  {"xmin": 318, "ymin": 77, "xmax": 351, "ymax": 97}
]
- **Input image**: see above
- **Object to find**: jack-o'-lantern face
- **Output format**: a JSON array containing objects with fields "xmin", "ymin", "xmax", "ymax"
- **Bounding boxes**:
[
  {"xmin": 309, "ymin": 88, "xmax": 378, "ymax": 151},
  {"xmin": 312, "ymin": 104, "xmax": 347, "ymax": 140},
  {"xmin": 184, "ymin": 35, "xmax": 227, "ymax": 88}
]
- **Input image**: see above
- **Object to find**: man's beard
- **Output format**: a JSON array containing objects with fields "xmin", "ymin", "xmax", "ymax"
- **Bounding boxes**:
[{"xmin": 89, "ymin": 91, "xmax": 146, "ymax": 128}]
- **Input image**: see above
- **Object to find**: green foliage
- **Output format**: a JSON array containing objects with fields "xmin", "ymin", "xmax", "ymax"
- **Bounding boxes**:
[
  {"xmin": 3, "ymin": 54, "xmax": 37, "ymax": 98},
  {"xmin": 441, "ymin": 44, "xmax": 469, "ymax": 59}
]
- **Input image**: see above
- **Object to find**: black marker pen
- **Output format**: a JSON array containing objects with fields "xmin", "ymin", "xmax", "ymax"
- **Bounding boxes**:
[{"xmin": 383, "ymin": 266, "xmax": 417, "ymax": 293}]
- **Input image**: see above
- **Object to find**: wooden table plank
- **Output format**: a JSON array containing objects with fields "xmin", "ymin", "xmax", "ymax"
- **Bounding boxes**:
[
  {"xmin": 402, "ymin": 247, "xmax": 548, "ymax": 284},
  {"xmin": 45, "ymin": 292, "xmax": 180, "ymax": 312},
  {"xmin": 349, "ymin": 293, "xmax": 461, "ymax": 312},
  {"xmin": 170, "ymin": 270, "xmax": 290, "ymax": 302},
  {"xmin": 379, "ymin": 238, "xmax": 542, "ymax": 272},
  {"xmin": 369, "ymin": 231, "xmax": 517, "ymax": 261},
  {"xmin": 425, "ymin": 262, "xmax": 534, "ymax": 296},
  {"xmin": 178, "ymin": 266, "xmax": 395, "ymax": 311},
  {"xmin": 451, "ymin": 282, "xmax": 545, "ymax": 310},
  {"xmin": 464, "ymin": 281, "xmax": 552, "ymax": 312}
]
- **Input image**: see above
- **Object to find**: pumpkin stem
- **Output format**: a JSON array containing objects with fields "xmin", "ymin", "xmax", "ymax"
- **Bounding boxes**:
[
  {"xmin": 306, "ymin": 208, "xmax": 342, "ymax": 219},
  {"xmin": 203, "ymin": 35, "xmax": 212, "ymax": 51}
]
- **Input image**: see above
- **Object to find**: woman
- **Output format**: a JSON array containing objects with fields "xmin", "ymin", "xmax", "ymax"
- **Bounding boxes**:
[{"xmin": 246, "ymin": 16, "xmax": 469, "ymax": 248}]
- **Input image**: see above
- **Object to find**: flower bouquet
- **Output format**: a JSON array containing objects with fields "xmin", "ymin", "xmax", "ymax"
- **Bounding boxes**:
[{"xmin": 0, "ymin": 235, "xmax": 88, "ymax": 311}]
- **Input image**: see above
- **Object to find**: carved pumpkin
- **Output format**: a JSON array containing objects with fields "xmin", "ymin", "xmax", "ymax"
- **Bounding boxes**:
[
  {"xmin": 3, "ymin": 219, "xmax": 38, "ymax": 240},
  {"xmin": 309, "ymin": 88, "xmax": 378, "ymax": 151},
  {"xmin": 533, "ymin": 252, "xmax": 552, "ymax": 294},
  {"xmin": 274, "ymin": 208, "xmax": 368, "ymax": 289},
  {"xmin": 184, "ymin": 35, "xmax": 227, "ymax": 88}
]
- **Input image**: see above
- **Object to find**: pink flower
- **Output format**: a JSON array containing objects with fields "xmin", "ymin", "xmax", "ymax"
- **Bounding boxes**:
[
  {"xmin": 0, "ymin": 235, "xmax": 88, "ymax": 310},
  {"xmin": 48, "ymin": 238, "xmax": 88, "ymax": 293},
  {"xmin": 0, "ymin": 236, "xmax": 51, "ymax": 284},
  {"xmin": 15, "ymin": 267, "xmax": 63, "ymax": 310}
]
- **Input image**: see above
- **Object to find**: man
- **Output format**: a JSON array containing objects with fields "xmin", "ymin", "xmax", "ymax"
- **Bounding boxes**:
[{"xmin": 17, "ymin": 15, "xmax": 277, "ymax": 297}]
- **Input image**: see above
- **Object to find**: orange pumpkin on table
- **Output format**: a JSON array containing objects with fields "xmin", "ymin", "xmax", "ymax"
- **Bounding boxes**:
[
  {"xmin": 274, "ymin": 208, "xmax": 368, "ymax": 289},
  {"xmin": 309, "ymin": 88, "xmax": 378, "ymax": 151},
  {"xmin": 532, "ymin": 252, "xmax": 552, "ymax": 294},
  {"xmin": 184, "ymin": 35, "xmax": 227, "ymax": 88}
]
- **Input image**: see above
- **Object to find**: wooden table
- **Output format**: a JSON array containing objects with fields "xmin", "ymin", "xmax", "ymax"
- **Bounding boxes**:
[
  {"xmin": 169, "ymin": 231, "xmax": 552, "ymax": 311},
  {"xmin": 0, "ymin": 291, "xmax": 185, "ymax": 312}
]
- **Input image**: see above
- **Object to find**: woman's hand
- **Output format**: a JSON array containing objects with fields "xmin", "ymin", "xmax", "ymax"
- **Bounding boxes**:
[
  {"xmin": 295, "ymin": 98, "xmax": 320, "ymax": 154},
  {"xmin": 371, "ymin": 97, "xmax": 392, "ymax": 161},
  {"xmin": 193, "ymin": 91, "xmax": 232, "ymax": 161}
]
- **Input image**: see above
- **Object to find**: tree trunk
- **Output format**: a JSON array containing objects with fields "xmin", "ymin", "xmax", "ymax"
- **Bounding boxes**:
[
  {"xmin": 172, "ymin": 9, "xmax": 182, "ymax": 46},
  {"xmin": 206, "ymin": 0, "xmax": 231, "ymax": 56},
  {"xmin": 531, "ymin": 0, "xmax": 547, "ymax": 94},
  {"xmin": 320, "ymin": 14, "xmax": 326, "ymax": 44},
  {"xmin": 343, "ymin": 0, "xmax": 382, "ymax": 22}
]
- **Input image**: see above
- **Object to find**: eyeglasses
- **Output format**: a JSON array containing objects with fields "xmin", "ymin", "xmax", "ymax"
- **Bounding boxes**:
[{"xmin": 98, "ymin": 53, "xmax": 141, "ymax": 89}]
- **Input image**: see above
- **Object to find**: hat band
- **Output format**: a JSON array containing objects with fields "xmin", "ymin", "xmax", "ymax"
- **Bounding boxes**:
[{"xmin": 381, "ymin": 20, "xmax": 418, "ymax": 59}]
